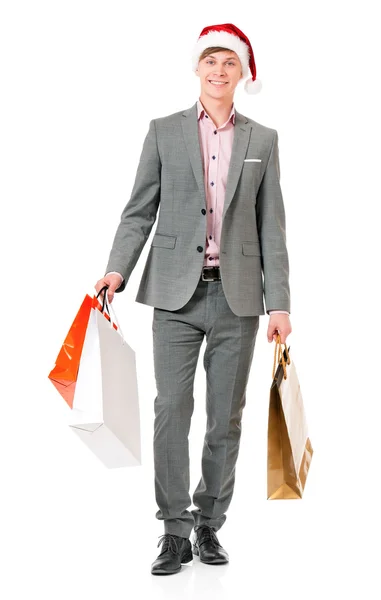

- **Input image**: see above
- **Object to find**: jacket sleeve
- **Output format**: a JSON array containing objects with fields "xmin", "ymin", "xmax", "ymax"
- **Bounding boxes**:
[
  {"xmin": 104, "ymin": 119, "xmax": 161, "ymax": 293},
  {"xmin": 256, "ymin": 130, "xmax": 291, "ymax": 315}
]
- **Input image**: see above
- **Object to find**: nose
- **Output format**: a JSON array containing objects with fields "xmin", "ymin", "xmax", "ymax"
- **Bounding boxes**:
[{"xmin": 212, "ymin": 65, "xmax": 226, "ymax": 76}]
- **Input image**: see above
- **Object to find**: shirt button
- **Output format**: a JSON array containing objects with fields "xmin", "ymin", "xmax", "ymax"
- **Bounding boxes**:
[
  {"xmin": 209, "ymin": 257, "xmax": 213, "ymax": 261},
  {"xmin": 209, "ymin": 235, "xmax": 212, "ymax": 239},
  {"xmin": 210, "ymin": 181, "xmax": 214, "ymax": 186},
  {"xmin": 214, "ymin": 130, "xmax": 217, "ymax": 134},
  {"xmin": 210, "ymin": 208, "xmax": 213, "ymax": 213},
  {"xmin": 205, "ymin": 115, "xmax": 209, "ymax": 118},
  {"xmin": 197, "ymin": 246, "xmax": 203, "ymax": 252},
  {"xmin": 212, "ymin": 155, "xmax": 216, "ymax": 160},
  {"xmin": 201, "ymin": 208, "xmax": 206, "ymax": 215}
]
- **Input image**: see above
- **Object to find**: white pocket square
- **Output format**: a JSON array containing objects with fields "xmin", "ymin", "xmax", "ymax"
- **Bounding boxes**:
[{"xmin": 244, "ymin": 158, "xmax": 262, "ymax": 162}]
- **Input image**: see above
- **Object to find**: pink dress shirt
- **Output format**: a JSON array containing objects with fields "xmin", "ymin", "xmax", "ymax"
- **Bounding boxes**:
[
  {"xmin": 106, "ymin": 98, "xmax": 288, "ymax": 315},
  {"xmin": 197, "ymin": 98, "xmax": 234, "ymax": 269}
]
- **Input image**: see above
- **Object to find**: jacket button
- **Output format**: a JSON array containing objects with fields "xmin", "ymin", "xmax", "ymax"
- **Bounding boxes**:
[
  {"xmin": 201, "ymin": 208, "xmax": 206, "ymax": 215},
  {"xmin": 197, "ymin": 246, "xmax": 203, "ymax": 252}
]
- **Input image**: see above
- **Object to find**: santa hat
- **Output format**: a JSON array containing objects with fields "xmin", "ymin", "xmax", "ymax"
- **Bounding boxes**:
[{"xmin": 192, "ymin": 23, "xmax": 262, "ymax": 95}]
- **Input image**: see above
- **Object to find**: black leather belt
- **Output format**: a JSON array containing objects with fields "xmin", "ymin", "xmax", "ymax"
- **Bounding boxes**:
[{"xmin": 201, "ymin": 266, "xmax": 221, "ymax": 281}]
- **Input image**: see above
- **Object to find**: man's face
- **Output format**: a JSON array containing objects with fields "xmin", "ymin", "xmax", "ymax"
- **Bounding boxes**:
[{"xmin": 196, "ymin": 50, "xmax": 243, "ymax": 99}]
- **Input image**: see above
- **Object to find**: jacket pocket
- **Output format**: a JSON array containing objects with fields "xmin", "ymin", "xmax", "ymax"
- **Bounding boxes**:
[
  {"xmin": 151, "ymin": 233, "xmax": 177, "ymax": 249},
  {"xmin": 242, "ymin": 241, "xmax": 261, "ymax": 256}
]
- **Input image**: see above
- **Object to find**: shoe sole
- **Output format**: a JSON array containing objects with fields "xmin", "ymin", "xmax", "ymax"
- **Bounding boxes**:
[
  {"xmin": 192, "ymin": 544, "xmax": 229, "ymax": 564},
  {"xmin": 151, "ymin": 548, "xmax": 193, "ymax": 575}
]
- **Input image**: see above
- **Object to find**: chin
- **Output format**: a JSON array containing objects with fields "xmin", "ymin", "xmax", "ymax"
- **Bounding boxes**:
[{"xmin": 204, "ymin": 84, "xmax": 229, "ymax": 94}]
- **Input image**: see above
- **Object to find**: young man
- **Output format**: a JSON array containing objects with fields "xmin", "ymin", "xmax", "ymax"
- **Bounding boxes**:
[{"xmin": 95, "ymin": 23, "xmax": 291, "ymax": 575}]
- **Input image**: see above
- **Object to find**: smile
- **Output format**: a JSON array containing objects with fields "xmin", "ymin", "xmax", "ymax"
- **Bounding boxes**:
[{"xmin": 208, "ymin": 80, "xmax": 228, "ymax": 86}]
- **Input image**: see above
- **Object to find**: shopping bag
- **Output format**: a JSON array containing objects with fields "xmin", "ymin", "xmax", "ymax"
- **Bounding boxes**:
[
  {"xmin": 267, "ymin": 334, "xmax": 313, "ymax": 499},
  {"xmin": 48, "ymin": 293, "xmax": 95, "ymax": 408},
  {"xmin": 49, "ymin": 286, "xmax": 141, "ymax": 468}
]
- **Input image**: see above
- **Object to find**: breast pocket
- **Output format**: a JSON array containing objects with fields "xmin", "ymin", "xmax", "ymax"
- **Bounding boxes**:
[
  {"xmin": 241, "ymin": 160, "xmax": 262, "ymax": 188},
  {"xmin": 151, "ymin": 233, "xmax": 177, "ymax": 249}
]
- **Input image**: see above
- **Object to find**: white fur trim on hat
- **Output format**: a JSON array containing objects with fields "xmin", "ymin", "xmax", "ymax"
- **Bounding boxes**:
[{"xmin": 192, "ymin": 30, "xmax": 250, "ymax": 79}]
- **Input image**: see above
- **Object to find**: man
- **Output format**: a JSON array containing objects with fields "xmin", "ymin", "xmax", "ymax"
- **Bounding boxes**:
[{"xmin": 95, "ymin": 23, "xmax": 292, "ymax": 575}]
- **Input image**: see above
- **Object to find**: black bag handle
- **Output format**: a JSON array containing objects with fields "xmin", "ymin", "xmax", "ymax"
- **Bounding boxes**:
[{"xmin": 96, "ymin": 285, "xmax": 110, "ymax": 316}]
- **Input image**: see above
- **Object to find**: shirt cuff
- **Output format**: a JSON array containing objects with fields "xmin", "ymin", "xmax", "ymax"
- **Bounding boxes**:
[{"xmin": 105, "ymin": 271, "xmax": 124, "ymax": 283}]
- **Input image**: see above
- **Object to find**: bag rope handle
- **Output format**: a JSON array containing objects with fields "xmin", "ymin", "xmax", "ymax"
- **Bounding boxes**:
[
  {"xmin": 96, "ymin": 285, "xmax": 111, "ymax": 315},
  {"xmin": 96, "ymin": 284, "xmax": 125, "ymax": 340},
  {"xmin": 272, "ymin": 332, "xmax": 290, "ymax": 380}
]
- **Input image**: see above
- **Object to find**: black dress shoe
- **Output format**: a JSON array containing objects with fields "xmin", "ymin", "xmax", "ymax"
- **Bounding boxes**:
[
  {"xmin": 151, "ymin": 533, "xmax": 193, "ymax": 575},
  {"xmin": 192, "ymin": 524, "xmax": 229, "ymax": 564}
]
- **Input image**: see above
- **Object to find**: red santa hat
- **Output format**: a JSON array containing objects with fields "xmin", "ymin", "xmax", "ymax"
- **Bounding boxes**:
[{"xmin": 192, "ymin": 23, "xmax": 262, "ymax": 95}]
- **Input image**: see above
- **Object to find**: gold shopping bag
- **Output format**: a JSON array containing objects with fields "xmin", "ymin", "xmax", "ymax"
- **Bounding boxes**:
[{"xmin": 267, "ymin": 334, "xmax": 313, "ymax": 499}]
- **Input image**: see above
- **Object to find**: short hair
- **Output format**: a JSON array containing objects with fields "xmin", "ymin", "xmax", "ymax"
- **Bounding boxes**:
[{"xmin": 198, "ymin": 47, "xmax": 242, "ymax": 77}]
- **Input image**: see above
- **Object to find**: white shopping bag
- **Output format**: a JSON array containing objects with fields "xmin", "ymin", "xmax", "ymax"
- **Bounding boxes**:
[
  {"xmin": 68, "ymin": 287, "xmax": 141, "ymax": 468},
  {"xmin": 278, "ymin": 357, "xmax": 309, "ymax": 479}
]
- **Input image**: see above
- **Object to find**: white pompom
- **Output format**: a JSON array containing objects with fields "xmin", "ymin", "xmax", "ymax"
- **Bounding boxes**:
[{"xmin": 244, "ymin": 77, "xmax": 262, "ymax": 94}]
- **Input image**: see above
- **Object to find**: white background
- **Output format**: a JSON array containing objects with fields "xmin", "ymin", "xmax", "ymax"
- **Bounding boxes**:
[{"xmin": 1, "ymin": 1, "xmax": 380, "ymax": 598}]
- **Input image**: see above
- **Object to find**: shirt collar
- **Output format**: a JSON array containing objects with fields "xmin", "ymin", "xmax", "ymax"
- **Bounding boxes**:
[{"xmin": 197, "ymin": 99, "xmax": 236, "ymax": 125}]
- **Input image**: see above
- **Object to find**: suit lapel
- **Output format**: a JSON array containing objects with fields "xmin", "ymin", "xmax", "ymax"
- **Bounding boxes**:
[
  {"xmin": 181, "ymin": 103, "xmax": 206, "ymax": 208},
  {"xmin": 181, "ymin": 102, "xmax": 252, "ymax": 220},
  {"xmin": 223, "ymin": 109, "xmax": 251, "ymax": 221}
]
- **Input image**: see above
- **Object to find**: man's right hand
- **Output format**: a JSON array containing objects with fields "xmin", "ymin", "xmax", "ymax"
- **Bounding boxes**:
[{"xmin": 94, "ymin": 273, "xmax": 123, "ymax": 304}]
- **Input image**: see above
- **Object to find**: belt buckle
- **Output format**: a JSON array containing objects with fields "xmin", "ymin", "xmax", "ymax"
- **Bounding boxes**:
[{"xmin": 202, "ymin": 267, "xmax": 217, "ymax": 281}]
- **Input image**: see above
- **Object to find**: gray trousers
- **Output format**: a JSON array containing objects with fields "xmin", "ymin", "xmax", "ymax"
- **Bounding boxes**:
[{"xmin": 152, "ymin": 277, "xmax": 260, "ymax": 538}]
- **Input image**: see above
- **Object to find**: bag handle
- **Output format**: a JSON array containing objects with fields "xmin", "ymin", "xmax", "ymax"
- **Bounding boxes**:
[
  {"xmin": 95, "ymin": 285, "xmax": 125, "ymax": 340},
  {"xmin": 96, "ymin": 285, "xmax": 111, "ymax": 315},
  {"xmin": 272, "ymin": 332, "xmax": 290, "ymax": 380}
]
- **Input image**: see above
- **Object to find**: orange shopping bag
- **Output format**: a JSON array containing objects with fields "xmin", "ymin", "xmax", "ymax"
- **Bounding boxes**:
[
  {"xmin": 48, "ymin": 286, "xmax": 141, "ymax": 468},
  {"xmin": 267, "ymin": 334, "xmax": 313, "ymax": 499},
  {"xmin": 48, "ymin": 288, "xmax": 116, "ymax": 408}
]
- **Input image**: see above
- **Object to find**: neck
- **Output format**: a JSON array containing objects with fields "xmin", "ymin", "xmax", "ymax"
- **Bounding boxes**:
[{"xmin": 198, "ymin": 93, "xmax": 234, "ymax": 128}]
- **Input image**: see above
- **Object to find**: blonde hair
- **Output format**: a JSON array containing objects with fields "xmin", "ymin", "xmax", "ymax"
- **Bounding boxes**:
[{"xmin": 198, "ymin": 47, "xmax": 242, "ymax": 77}]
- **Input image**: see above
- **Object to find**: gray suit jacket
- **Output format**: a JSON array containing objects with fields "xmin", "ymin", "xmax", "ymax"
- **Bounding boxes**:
[{"xmin": 104, "ymin": 101, "xmax": 290, "ymax": 316}]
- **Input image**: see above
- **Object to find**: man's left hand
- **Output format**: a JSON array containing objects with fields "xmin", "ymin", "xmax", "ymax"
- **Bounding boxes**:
[{"xmin": 267, "ymin": 314, "xmax": 292, "ymax": 344}]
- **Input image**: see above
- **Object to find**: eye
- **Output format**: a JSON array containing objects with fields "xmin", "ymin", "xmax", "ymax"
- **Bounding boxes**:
[{"xmin": 206, "ymin": 60, "xmax": 235, "ymax": 66}]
